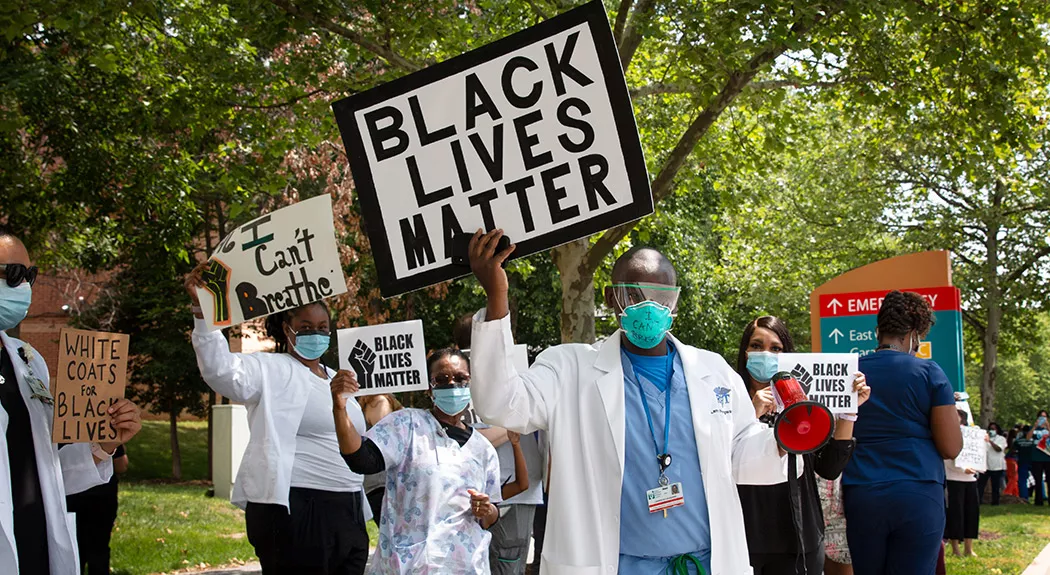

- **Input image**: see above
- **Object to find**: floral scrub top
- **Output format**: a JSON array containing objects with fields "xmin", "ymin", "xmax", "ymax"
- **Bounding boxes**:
[{"xmin": 366, "ymin": 408, "xmax": 502, "ymax": 574}]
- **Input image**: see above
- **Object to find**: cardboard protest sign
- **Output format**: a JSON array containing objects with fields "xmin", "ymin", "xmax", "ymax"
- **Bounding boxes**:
[
  {"xmin": 955, "ymin": 425, "xmax": 988, "ymax": 472},
  {"xmin": 195, "ymin": 195, "xmax": 347, "ymax": 331},
  {"xmin": 52, "ymin": 328, "xmax": 129, "ymax": 443},
  {"xmin": 776, "ymin": 353, "xmax": 860, "ymax": 414},
  {"xmin": 332, "ymin": 0, "xmax": 651, "ymax": 297},
  {"xmin": 338, "ymin": 320, "xmax": 428, "ymax": 396}
]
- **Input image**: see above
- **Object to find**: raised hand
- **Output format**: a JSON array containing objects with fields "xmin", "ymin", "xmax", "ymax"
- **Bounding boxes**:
[
  {"xmin": 330, "ymin": 369, "xmax": 360, "ymax": 410},
  {"xmin": 752, "ymin": 387, "xmax": 776, "ymax": 419},
  {"xmin": 100, "ymin": 398, "xmax": 142, "ymax": 453},
  {"xmin": 348, "ymin": 340, "xmax": 377, "ymax": 390},
  {"xmin": 469, "ymin": 229, "xmax": 515, "ymax": 321}
]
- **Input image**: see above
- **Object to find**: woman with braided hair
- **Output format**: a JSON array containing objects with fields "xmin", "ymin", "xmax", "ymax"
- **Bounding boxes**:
[{"xmin": 841, "ymin": 290, "xmax": 963, "ymax": 575}]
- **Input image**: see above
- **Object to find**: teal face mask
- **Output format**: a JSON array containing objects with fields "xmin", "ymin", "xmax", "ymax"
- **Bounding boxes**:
[
  {"xmin": 746, "ymin": 351, "xmax": 780, "ymax": 383},
  {"xmin": 432, "ymin": 387, "xmax": 472, "ymax": 416},
  {"xmin": 290, "ymin": 329, "xmax": 330, "ymax": 360},
  {"xmin": 0, "ymin": 282, "xmax": 32, "ymax": 331},
  {"xmin": 620, "ymin": 301, "xmax": 674, "ymax": 349}
]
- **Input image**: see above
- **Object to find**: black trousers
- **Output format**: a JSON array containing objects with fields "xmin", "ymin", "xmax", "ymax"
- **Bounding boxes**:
[
  {"xmin": 977, "ymin": 470, "xmax": 1004, "ymax": 505},
  {"xmin": 945, "ymin": 480, "xmax": 979, "ymax": 540},
  {"xmin": 246, "ymin": 488, "xmax": 369, "ymax": 575},
  {"xmin": 366, "ymin": 488, "xmax": 384, "ymax": 526},
  {"xmin": 1033, "ymin": 461, "xmax": 1050, "ymax": 505},
  {"xmin": 750, "ymin": 549, "xmax": 824, "ymax": 575},
  {"xmin": 67, "ymin": 494, "xmax": 118, "ymax": 574}
]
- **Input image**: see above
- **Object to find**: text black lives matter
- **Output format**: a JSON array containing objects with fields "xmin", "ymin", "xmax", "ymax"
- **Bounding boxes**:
[{"xmin": 365, "ymin": 31, "xmax": 615, "ymax": 272}]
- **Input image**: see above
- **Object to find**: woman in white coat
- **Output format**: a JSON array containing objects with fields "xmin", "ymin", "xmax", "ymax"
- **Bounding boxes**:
[
  {"xmin": 466, "ymin": 230, "xmax": 788, "ymax": 575},
  {"xmin": 185, "ymin": 263, "xmax": 370, "ymax": 575},
  {"xmin": 1, "ymin": 226, "xmax": 142, "ymax": 575}
]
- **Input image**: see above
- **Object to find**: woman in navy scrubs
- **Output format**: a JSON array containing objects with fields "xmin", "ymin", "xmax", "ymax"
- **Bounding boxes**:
[{"xmin": 842, "ymin": 291, "xmax": 963, "ymax": 575}]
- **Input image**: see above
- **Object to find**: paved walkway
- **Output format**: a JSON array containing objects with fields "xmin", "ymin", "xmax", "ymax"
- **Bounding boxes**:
[{"xmin": 1023, "ymin": 541, "xmax": 1050, "ymax": 575}]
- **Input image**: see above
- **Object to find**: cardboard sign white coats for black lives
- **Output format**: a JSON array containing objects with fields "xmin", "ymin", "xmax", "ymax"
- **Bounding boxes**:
[
  {"xmin": 333, "ymin": 0, "xmax": 651, "ymax": 297},
  {"xmin": 52, "ymin": 328, "xmax": 130, "ymax": 443},
  {"xmin": 195, "ymin": 195, "xmax": 348, "ymax": 331},
  {"xmin": 776, "ymin": 353, "xmax": 860, "ymax": 414},
  {"xmin": 338, "ymin": 320, "xmax": 428, "ymax": 397}
]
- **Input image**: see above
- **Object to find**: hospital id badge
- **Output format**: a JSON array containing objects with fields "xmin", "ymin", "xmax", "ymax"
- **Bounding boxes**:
[{"xmin": 647, "ymin": 482, "xmax": 684, "ymax": 515}]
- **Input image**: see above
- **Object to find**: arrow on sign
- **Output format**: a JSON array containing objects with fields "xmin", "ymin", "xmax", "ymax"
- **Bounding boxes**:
[
  {"xmin": 829, "ymin": 329, "xmax": 844, "ymax": 344},
  {"xmin": 827, "ymin": 298, "xmax": 843, "ymax": 315}
]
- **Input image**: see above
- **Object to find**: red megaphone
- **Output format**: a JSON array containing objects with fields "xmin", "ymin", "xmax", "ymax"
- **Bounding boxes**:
[{"xmin": 770, "ymin": 372, "xmax": 835, "ymax": 454}]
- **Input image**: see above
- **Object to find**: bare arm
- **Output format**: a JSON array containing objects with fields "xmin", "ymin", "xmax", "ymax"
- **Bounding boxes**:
[
  {"xmin": 113, "ymin": 454, "xmax": 129, "ymax": 474},
  {"xmin": 331, "ymin": 371, "xmax": 364, "ymax": 455},
  {"xmin": 931, "ymin": 405, "xmax": 964, "ymax": 459},
  {"xmin": 501, "ymin": 432, "xmax": 530, "ymax": 500},
  {"xmin": 364, "ymin": 396, "xmax": 394, "ymax": 427}
]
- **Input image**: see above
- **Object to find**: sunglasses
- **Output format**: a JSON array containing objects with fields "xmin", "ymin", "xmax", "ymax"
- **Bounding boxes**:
[
  {"xmin": 0, "ymin": 264, "xmax": 38, "ymax": 288},
  {"xmin": 430, "ymin": 373, "xmax": 470, "ymax": 388}
]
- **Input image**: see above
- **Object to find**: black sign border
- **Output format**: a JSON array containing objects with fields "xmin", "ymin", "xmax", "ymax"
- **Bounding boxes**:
[{"xmin": 332, "ymin": 0, "xmax": 652, "ymax": 298}]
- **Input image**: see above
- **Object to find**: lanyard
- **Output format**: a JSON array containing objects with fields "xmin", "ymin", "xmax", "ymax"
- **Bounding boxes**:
[{"xmin": 635, "ymin": 358, "xmax": 674, "ymax": 485}]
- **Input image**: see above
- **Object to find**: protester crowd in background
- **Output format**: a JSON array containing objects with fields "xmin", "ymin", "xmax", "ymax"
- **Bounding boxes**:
[{"xmin": 5, "ymin": 218, "xmax": 1050, "ymax": 575}]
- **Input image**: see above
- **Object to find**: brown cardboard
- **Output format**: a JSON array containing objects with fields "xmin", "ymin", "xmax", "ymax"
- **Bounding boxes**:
[{"xmin": 51, "ymin": 328, "xmax": 130, "ymax": 443}]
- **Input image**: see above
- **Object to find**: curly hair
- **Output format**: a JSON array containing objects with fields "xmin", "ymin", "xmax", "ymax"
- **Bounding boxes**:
[
  {"xmin": 876, "ymin": 290, "xmax": 935, "ymax": 338},
  {"xmin": 263, "ymin": 301, "xmax": 330, "ymax": 353}
]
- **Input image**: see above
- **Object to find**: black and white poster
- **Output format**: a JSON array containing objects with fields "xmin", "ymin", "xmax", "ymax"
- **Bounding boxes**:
[
  {"xmin": 776, "ymin": 353, "xmax": 860, "ymax": 414},
  {"xmin": 333, "ymin": 0, "xmax": 651, "ymax": 297},
  {"xmin": 337, "ymin": 320, "xmax": 428, "ymax": 396}
]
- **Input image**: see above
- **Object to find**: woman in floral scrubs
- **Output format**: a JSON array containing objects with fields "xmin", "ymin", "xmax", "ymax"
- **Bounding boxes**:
[{"xmin": 331, "ymin": 348, "xmax": 502, "ymax": 574}]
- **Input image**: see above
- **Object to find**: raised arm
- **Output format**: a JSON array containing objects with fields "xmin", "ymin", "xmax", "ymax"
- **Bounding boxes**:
[
  {"xmin": 185, "ymin": 262, "xmax": 269, "ymax": 404},
  {"xmin": 468, "ymin": 229, "xmax": 557, "ymax": 432},
  {"xmin": 501, "ymin": 431, "xmax": 530, "ymax": 500},
  {"xmin": 330, "ymin": 370, "xmax": 387, "ymax": 475}
]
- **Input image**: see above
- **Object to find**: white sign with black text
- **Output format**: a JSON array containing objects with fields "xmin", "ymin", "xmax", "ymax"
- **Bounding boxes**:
[
  {"xmin": 338, "ymin": 320, "xmax": 428, "ymax": 397},
  {"xmin": 195, "ymin": 195, "xmax": 347, "ymax": 331},
  {"xmin": 955, "ymin": 425, "xmax": 988, "ymax": 473},
  {"xmin": 776, "ymin": 353, "xmax": 860, "ymax": 414},
  {"xmin": 332, "ymin": 0, "xmax": 651, "ymax": 297}
]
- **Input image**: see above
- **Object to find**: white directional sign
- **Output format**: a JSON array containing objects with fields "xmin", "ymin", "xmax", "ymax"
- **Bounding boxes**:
[
  {"xmin": 828, "ymin": 328, "xmax": 844, "ymax": 345},
  {"xmin": 826, "ymin": 298, "xmax": 843, "ymax": 315}
]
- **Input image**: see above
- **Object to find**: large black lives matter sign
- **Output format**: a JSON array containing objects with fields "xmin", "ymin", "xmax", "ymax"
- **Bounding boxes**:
[{"xmin": 332, "ymin": 0, "xmax": 651, "ymax": 297}]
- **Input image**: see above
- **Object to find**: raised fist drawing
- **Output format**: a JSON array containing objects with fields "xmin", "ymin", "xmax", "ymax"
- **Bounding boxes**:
[
  {"xmin": 791, "ymin": 363, "xmax": 814, "ymax": 396},
  {"xmin": 348, "ymin": 340, "xmax": 377, "ymax": 389}
]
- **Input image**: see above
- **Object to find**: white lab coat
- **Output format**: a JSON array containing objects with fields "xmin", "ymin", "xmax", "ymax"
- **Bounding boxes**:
[
  {"xmin": 469, "ymin": 312, "xmax": 786, "ymax": 575},
  {"xmin": 191, "ymin": 319, "xmax": 368, "ymax": 512},
  {"xmin": 0, "ymin": 331, "xmax": 113, "ymax": 575}
]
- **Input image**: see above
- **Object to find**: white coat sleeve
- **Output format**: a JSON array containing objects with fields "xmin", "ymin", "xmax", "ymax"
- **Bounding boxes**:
[
  {"xmin": 60, "ymin": 443, "xmax": 113, "ymax": 495},
  {"xmin": 728, "ymin": 366, "xmax": 787, "ymax": 485},
  {"xmin": 469, "ymin": 310, "xmax": 558, "ymax": 434},
  {"xmin": 191, "ymin": 318, "xmax": 268, "ymax": 404}
]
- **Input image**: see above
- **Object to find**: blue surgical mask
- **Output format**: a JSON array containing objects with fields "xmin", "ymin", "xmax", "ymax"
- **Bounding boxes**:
[
  {"xmin": 432, "ymin": 387, "xmax": 472, "ymax": 416},
  {"xmin": 290, "ymin": 329, "xmax": 330, "ymax": 360},
  {"xmin": 746, "ymin": 351, "xmax": 780, "ymax": 383},
  {"xmin": 620, "ymin": 301, "xmax": 674, "ymax": 349},
  {"xmin": 0, "ymin": 282, "xmax": 32, "ymax": 331}
]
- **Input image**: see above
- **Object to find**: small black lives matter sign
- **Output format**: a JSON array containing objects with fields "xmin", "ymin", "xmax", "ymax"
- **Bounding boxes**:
[
  {"xmin": 332, "ymin": 0, "xmax": 651, "ymax": 297},
  {"xmin": 338, "ymin": 320, "xmax": 428, "ymax": 396},
  {"xmin": 777, "ymin": 353, "xmax": 860, "ymax": 413}
]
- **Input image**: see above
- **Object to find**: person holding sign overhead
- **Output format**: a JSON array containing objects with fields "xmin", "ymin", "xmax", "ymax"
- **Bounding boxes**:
[
  {"xmin": 186, "ymin": 263, "xmax": 370, "ymax": 575},
  {"xmin": 331, "ymin": 348, "xmax": 502, "ymax": 574},
  {"xmin": 466, "ymin": 229, "xmax": 789, "ymax": 575},
  {"xmin": 0, "ymin": 226, "xmax": 143, "ymax": 575},
  {"xmin": 734, "ymin": 316, "xmax": 870, "ymax": 575},
  {"xmin": 841, "ymin": 290, "xmax": 963, "ymax": 575}
]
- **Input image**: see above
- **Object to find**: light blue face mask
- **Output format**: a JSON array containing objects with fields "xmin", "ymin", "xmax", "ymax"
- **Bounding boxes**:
[
  {"xmin": 620, "ymin": 301, "xmax": 675, "ymax": 349},
  {"xmin": 746, "ymin": 351, "xmax": 780, "ymax": 383},
  {"xmin": 432, "ymin": 387, "xmax": 472, "ymax": 416},
  {"xmin": 0, "ymin": 282, "xmax": 32, "ymax": 331},
  {"xmin": 290, "ymin": 329, "xmax": 330, "ymax": 360}
]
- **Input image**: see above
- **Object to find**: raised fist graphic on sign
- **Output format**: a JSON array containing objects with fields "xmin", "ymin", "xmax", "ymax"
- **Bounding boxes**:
[
  {"xmin": 791, "ymin": 363, "xmax": 814, "ymax": 396},
  {"xmin": 348, "ymin": 340, "xmax": 377, "ymax": 389}
]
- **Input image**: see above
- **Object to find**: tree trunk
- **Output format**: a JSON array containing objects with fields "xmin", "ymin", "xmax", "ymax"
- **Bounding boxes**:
[
  {"xmin": 979, "ymin": 194, "xmax": 1002, "ymax": 428},
  {"xmin": 553, "ymin": 240, "xmax": 597, "ymax": 343},
  {"xmin": 203, "ymin": 203, "xmax": 215, "ymax": 482},
  {"xmin": 170, "ymin": 405, "xmax": 183, "ymax": 481}
]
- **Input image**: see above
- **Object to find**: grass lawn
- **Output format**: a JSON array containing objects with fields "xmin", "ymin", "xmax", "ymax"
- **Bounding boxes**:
[
  {"xmin": 944, "ymin": 504, "xmax": 1050, "ymax": 575},
  {"xmin": 111, "ymin": 420, "xmax": 378, "ymax": 574},
  {"xmin": 123, "ymin": 420, "xmax": 210, "ymax": 482}
]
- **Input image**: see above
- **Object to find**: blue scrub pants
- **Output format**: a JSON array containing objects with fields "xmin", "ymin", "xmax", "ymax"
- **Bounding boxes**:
[{"xmin": 844, "ymin": 481, "xmax": 944, "ymax": 575}]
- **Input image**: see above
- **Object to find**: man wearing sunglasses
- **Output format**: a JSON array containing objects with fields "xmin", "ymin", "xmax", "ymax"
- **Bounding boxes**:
[
  {"xmin": 467, "ymin": 229, "xmax": 786, "ymax": 575},
  {"xmin": 0, "ymin": 226, "xmax": 143, "ymax": 574}
]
